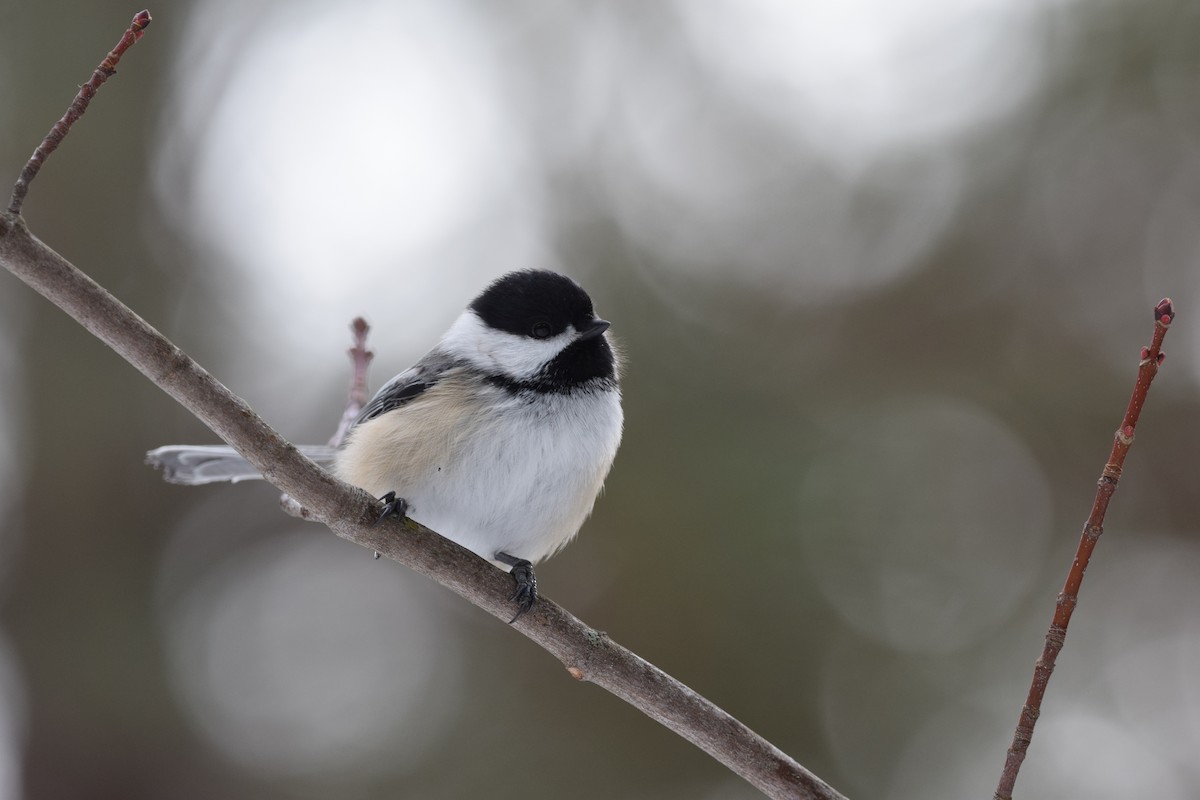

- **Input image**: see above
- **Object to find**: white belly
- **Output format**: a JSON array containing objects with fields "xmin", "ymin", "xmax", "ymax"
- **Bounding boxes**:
[{"xmin": 335, "ymin": 376, "xmax": 623, "ymax": 565}]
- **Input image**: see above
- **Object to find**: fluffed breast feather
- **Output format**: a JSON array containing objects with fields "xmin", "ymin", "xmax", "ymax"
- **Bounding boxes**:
[
  {"xmin": 335, "ymin": 373, "xmax": 486, "ymax": 498},
  {"xmin": 334, "ymin": 367, "xmax": 622, "ymax": 565}
]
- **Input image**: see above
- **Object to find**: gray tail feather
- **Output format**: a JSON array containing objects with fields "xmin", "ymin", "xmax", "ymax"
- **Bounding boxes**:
[{"xmin": 146, "ymin": 444, "xmax": 338, "ymax": 486}]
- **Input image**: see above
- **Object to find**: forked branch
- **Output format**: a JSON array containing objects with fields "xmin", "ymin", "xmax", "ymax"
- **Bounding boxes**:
[{"xmin": 0, "ymin": 12, "xmax": 844, "ymax": 800}]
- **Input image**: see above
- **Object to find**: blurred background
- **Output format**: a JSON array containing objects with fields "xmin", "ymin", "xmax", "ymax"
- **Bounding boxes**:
[{"xmin": 1, "ymin": 0, "xmax": 1199, "ymax": 797}]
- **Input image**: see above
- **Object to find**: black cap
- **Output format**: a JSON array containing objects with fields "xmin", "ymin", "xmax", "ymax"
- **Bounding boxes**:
[{"xmin": 470, "ymin": 270, "xmax": 599, "ymax": 340}]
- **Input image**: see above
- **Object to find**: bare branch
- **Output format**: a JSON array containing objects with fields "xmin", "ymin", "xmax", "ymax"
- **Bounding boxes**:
[
  {"xmin": 7, "ymin": 10, "xmax": 152, "ymax": 215},
  {"xmin": 994, "ymin": 298, "xmax": 1176, "ymax": 800},
  {"xmin": 329, "ymin": 316, "xmax": 374, "ymax": 448},
  {"xmin": 0, "ymin": 212, "xmax": 845, "ymax": 800},
  {"xmin": 0, "ymin": 14, "xmax": 846, "ymax": 800}
]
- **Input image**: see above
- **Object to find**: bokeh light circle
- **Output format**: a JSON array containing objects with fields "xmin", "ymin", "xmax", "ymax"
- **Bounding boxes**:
[
  {"xmin": 798, "ymin": 396, "xmax": 1052, "ymax": 654},
  {"xmin": 163, "ymin": 533, "xmax": 459, "ymax": 778}
]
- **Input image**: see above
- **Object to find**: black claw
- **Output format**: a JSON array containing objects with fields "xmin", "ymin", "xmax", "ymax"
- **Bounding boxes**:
[
  {"xmin": 506, "ymin": 559, "xmax": 537, "ymax": 624},
  {"xmin": 373, "ymin": 491, "xmax": 409, "ymax": 525}
]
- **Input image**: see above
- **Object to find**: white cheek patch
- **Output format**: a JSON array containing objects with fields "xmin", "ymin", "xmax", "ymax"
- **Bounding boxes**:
[{"xmin": 441, "ymin": 311, "xmax": 571, "ymax": 380}]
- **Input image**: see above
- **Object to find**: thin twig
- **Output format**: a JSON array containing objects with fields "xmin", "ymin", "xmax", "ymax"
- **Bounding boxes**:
[
  {"xmin": 0, "ymin": 14, "xmax": 846, "ymax": 800},
  {"xmin": 329, "ymin": 316, "xmax": 374, "ymax": 448},
  {"xmin": 282, "ymin": 317, "xmax": 373, "ymax": 520},
  {"xmin": 994, "ymin": 298, "xmax": 1175, "ymax": 800},
  {"xmin": 7, "ymin": 10, "xmax": 152, "ymax": 215}
]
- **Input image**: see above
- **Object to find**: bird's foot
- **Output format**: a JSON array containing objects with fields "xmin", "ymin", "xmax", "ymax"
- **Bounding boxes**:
[
  {"xmin": 370, "ymin": 491, "xmax": 410, "ymax": 559},
  {"xmin": 373, "ymin": 491, "xmax": 409, "ymax": 524},
  {"xmin": 496, "ymin": 552, "xmax": 537, "ymax": 623}
]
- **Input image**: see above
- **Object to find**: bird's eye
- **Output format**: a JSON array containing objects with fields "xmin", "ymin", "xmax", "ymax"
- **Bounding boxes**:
[{"xmin": 531, "ymin": 322, "xmax": 553, "ymax": 339}]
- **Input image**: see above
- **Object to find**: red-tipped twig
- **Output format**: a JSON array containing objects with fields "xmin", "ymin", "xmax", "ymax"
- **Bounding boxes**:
[
  {"xmin": 7, "ymin": 10, "xmax": 152, "ymax": 215},
  {"xmin": 328, "ymin": 317, "xmax": 375, "ymax": 448},
  {"xmin": 281, "ymin": 318, "xmax": 375, "ymax": 520},
  {"xmin": 995, "ymin": 298, "xmax": 1176, "ymax": 800}
]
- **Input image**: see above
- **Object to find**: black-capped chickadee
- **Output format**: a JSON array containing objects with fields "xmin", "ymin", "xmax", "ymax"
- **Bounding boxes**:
[{"xmin": 147, "ymin": 270, "xmax": 623, "ymax": 621}]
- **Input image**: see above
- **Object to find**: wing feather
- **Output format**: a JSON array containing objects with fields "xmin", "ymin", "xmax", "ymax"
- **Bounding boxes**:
[{"xmin": 353, "ymin": 351, "xmax": 459, "ymax": 427}]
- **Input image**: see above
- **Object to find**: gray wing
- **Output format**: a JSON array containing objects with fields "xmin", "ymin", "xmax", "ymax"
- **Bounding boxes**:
[{"xmin": 352, "ymin": 350, "xmax": 458, "ymax": 427}]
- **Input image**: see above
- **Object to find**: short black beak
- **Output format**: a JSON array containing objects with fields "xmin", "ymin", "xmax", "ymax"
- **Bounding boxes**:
[{"xmin": 577, "ymin": 318, "xmax": 611, "ymax": 340}]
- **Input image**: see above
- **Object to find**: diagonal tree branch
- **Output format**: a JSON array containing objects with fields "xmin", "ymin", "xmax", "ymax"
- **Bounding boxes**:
[
  {"xmin": 994, "ymin": 299, "xmax": 1176, "ymax": 800},
  {"xmin": 0, "ymin": 12, "xmax": 846, "ymax": 800}
]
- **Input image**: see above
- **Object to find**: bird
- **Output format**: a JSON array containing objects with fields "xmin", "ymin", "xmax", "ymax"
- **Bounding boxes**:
[{"xmin": 147, "ymin": 270, "xmax": 623, "ymax": 621}]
